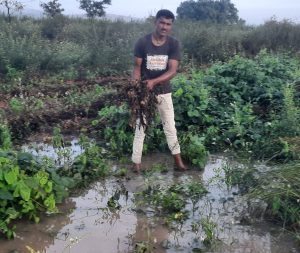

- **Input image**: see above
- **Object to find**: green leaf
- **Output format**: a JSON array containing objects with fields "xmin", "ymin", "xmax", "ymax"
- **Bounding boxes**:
[
  {"xmin": 44, "ymin": 181, "xmax": 53, "ymax": 193},
  {"xmin": 0, "ymin": 199, "xmax": 8, "ymax": 207},
  {"xmin": 6, "ymin": 207, "xmax": 19, "ymax": 219},
  {"xmin": 272, "ymin": 196, "xmax": 281, "ymax": 213},
  {"xmin": 34, "ymin": 215, "xmax": 40, "ymax": 223},
  {"xmin": 188, "ymin": 109, "xmax": 200, "ymax": 117},
  {"xmin": 20, "ymin": 200, "xmax": 34, "ymax": 213},
  {"xmin": 19, "ymin": 181, "xmax": 31, "ymax": 201},
  {"xmin": 44, "ymin": 194, "xmax": 57, "ymax": 212},
  {"xmin": 0, "ymin": 189, "xmax": 13, "ymax": 200},
  {"xmin": 174, "ymin": 87, "xmax": 183, "ymax": 97},
  {"xmin": 4, "ymin": 166, "xmax": 19, "ymax": 185},
  {"xmin": 25, "ymin": 178, "xmax": 39, "ymax": 190},
  {"xmin": 36, "ymin": 171, "xmax": 49, "ymax": 186}
]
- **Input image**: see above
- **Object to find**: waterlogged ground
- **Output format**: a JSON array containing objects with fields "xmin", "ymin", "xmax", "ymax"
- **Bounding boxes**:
[{"xmin": 1, "ymin": 142, "xmax": 299, "ymax": 253}]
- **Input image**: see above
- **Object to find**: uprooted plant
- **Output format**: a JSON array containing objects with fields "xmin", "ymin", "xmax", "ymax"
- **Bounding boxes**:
[{"xmin": 123, "ymin": 79, "xmax": 158, "ymax": 131}]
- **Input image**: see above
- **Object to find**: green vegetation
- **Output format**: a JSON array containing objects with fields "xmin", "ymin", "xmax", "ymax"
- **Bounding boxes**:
[
  {"xmin": 1, "ymin": 15, "xmax": 300, "ymax": 83},
  {"xmin": 177, "ymin": 0, "xmax": 241, "ymax": 24},
  {"xmin": 200, "ymin": 217, "xmax": 218, "ymax": 246},
  {"xmin": 0, "ymin": 154, "xmax": 58, "ymax": 238},
  {"xmin": 249, "ymin": 162, "xmax": 300, "ymax": 234},
  {"xmin": 79, "ymin": 0, "xmax": 111, "ymax": 19},
  {"xmin": 91, "ymin": 51, "xmax": 299, "ymax": 166},
  {"xmin": 0, "ymin": 124, "xmax": 12, "ymax": 150},
  {"xmin": 137, "ymin": 181, "xmax": 207, "ymax": 224},
  {"xmin": 40, "ymin": 0, "xmax": 64, "ymax": 18},
  {"xmin": 0, "ymin": 128, "xmax": 109, "ymax": 238},
  {"xmin": 0, "ymin": 12, "xmax": 300, "ymax": 244}
]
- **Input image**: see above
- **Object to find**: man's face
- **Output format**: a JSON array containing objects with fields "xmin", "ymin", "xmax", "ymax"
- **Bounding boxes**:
[{"xmin": 154, "ymin": 17, "xmax": 173, "ymax": 37}]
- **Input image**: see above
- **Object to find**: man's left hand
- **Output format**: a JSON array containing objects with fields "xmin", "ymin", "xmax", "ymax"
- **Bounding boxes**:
[{"xmin": 146, "ymin": 80, "xmax": 156, "ymax": 91}]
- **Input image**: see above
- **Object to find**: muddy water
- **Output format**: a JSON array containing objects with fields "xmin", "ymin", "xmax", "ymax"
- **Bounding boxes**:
[{"xmin": 0, "ymin": 143, "xmax": 299, "ymax": 253}]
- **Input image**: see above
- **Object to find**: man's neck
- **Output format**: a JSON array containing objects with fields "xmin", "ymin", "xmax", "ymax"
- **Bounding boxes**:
[{"xmin": 152, "ymin": 33, "xmax": 167, "ymax": 46}]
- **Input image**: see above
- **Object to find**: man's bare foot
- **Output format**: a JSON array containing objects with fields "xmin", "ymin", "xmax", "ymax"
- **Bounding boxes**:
[
  {"xmin": 173, "ymin": 153, "xmax": 188, "ymax": 171},
  {"xmin": 132, "ymin": 163, "xmax": 142, "ymax": 173}
]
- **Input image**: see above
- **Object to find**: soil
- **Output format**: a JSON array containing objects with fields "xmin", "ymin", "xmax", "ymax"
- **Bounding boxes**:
[{"xmin": 0, "ymin": 76, "xmax": 130, "ymax": 140}]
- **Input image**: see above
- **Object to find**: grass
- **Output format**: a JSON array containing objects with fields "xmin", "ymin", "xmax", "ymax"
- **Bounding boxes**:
[{"xmin": 248, "ymin": 162, "xmax": 300, "ymax": 234}]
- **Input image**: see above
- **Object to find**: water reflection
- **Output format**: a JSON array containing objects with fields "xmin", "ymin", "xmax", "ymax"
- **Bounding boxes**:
[
  {"xmin": 1, "ymin": 147, "xmax": 299, "ymax": 253},
  {"xmin": 22, "ymin": 139, "xmax": 83, "ymax": 167},
  {"xmin": 0, "ymin": 198, "xmax": 76, "ymax": 253},
  {"xmin": 132, "ymin": 215, "xmax": 168, "ymax": 253}
]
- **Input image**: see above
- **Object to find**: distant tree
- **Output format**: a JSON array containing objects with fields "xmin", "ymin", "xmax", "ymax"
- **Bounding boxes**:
[
  {"xmin": 78, "ymin": 0, "xmax": 111, "ymax": 19},
  {"xmin": 0, "ymin": 0, "xmax": 24, "ymax": 22},
  {"xmin": 177, "ymin": 0, "xmax": 243, "ymax": 24},
  {"xmin": 40, "ymin": 0, "xmax": 64, "ymax": 18}
]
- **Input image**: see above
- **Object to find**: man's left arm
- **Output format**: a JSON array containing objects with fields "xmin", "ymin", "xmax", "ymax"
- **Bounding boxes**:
[{"xmin": 146, "ymin": 59, "xmax": 179, "ymax": 91}]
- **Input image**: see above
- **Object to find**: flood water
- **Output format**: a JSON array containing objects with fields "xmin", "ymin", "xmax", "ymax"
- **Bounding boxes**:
[{"xmin": 0, "ymin": 141, "xmax": 299, "ymax": 253}]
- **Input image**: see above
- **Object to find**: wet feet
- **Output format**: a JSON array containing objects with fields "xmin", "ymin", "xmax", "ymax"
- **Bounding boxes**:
[
  {"xmin": 173, "ymin": 153, "xmax": 188, "ymax": 172},
  {"xmin": 132, "ymin": 163, "xmax": 142, "ymax": 173}
]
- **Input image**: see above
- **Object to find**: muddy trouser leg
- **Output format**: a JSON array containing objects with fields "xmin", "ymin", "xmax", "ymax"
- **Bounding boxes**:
[
  {"xmin": 131, "ymin": 119, "xmax": 146, "ymax": 164},
  {"xmin": 156, "ymin": 93, "xmax": 181, "ymax": 155}
]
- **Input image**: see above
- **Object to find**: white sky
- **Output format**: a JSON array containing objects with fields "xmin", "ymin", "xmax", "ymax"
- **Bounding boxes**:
[{"xmin": 24, "ymin": 0, "xmax": 300, "ymax": 24}]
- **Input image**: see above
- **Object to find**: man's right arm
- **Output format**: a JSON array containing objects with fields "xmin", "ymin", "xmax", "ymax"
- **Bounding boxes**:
[{"xmin": 132, "ymin": 57, "xmax": 142, "ymax": 81}]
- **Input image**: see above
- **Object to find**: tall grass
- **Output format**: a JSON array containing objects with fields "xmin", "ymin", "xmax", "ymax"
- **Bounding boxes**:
[
  {"xmin": 1, "ymin": 15, "xmax": 300, "ymax": 79},
  {"xmin": 249, "ymin": 162, "xmax": 300, "ymax": 233}
]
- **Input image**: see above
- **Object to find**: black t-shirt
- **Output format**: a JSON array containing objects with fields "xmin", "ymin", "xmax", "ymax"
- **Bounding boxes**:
[{"xmin": 134, "ymin": 33, "xmax": 181, "ymax": 94}]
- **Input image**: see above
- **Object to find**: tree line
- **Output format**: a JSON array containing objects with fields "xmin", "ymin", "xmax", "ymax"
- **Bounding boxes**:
[{"xmin": 1, "ymin": 0, "xmax": 242, "ymax": 23}]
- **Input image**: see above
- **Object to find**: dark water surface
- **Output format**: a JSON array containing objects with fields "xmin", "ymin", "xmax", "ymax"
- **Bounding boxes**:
[{"xmin": 0, "ymin": 142, "xmax": 299, "ymax": 253}]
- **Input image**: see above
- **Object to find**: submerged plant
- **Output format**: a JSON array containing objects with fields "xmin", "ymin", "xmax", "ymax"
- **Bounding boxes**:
[
  {"xmin": 52, "ymin": 127, "xmax": 72, "ymax": 169},
  {"xmin": 201, "ymin": 217, "xmax": 218, "ymax": 246},
  {"xmin": 26, "ymin": 246, "xmax": 44, "ymax": 253},
  {"xmin": 222, "ymin": 161, "xmax": 257, "ymax": 192},
  {"xmin": 142, "ymin": 163, "xmax": 168, "ymax": 177},
  {"xmin": 248, "ymin": 162, "xmax": 300, "ymax": 233},
  {"xmin": 66, "ymin": 139, "xmax": 109, "ymax": 183},
  {"xmin": 114, "ymin": 167, "xmax": 128, "ymax": 177},
  {"xmin": 134, "ymin": 241, "xmax": 152, "ymax": 253}
]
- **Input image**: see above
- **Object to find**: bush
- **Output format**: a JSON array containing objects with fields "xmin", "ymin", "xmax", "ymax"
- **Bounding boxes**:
[
  {"xmin": 171, "ymin": 51, "xmax": 300, "ymax": 159},
  {"xmin": 0, "ymin": 156, "xmax": 57, "ymax": 238}
]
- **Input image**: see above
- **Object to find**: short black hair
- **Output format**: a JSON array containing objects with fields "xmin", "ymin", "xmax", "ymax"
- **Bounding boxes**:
[{"xmin": 155, "ymin": 9, "xmax": 175, "ymax": 21}]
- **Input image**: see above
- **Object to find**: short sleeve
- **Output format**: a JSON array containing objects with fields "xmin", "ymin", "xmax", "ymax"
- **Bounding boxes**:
[
  {"xmin": 169, "ymin": 39, "xmax": 181, "ymax": 61},
  {"xmin": 134, "ymin": 38, "xmax": 144, "ymax": 58}
]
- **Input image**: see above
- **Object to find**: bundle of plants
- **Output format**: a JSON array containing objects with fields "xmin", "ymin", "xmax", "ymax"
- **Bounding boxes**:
[
  {"xmin": 122, "ymin": 80, "xmax": 158, "ymax": 131},
  {"xmin": 248, "ymin": 162, "xmax": 300, "ymax": 230}
]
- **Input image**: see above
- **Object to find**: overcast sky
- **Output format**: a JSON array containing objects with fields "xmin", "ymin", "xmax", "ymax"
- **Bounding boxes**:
[{"xmin": 24, "ymin": 0, "xmax": 300, "ymax": 25}]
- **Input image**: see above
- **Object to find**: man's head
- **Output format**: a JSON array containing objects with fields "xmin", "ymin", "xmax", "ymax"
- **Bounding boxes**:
[
  {"xmin": 154, "ymin": 9, "xmax": 175, "ymax": 37},
  {"xmin": 155, "ymin": 9, "xmax": 175, "ymax": 22}
]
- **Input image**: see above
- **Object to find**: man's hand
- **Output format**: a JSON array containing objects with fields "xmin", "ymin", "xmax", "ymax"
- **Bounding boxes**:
[
  {"xmin": 130, "ymin": 79, "xmax": 140, "ymax": 87},
  {"xmin": 146, "ymin": 79, "xmax": 156, "ymax": 91}
]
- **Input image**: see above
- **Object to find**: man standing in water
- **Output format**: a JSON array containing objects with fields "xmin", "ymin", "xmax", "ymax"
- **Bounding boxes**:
[{"xmin": 131, "ymin": 9, "xmax": 187, "ymax": 172}]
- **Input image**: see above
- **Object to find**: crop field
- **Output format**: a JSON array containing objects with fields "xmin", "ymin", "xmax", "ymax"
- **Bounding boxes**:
[{"xmin": 0, "ymin": 14, "xmax": 300, "ymax": 253}]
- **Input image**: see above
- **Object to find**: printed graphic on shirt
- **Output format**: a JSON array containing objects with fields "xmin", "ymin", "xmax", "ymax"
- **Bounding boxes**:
[{"xmin": 146, "ymin": 55, "xmax": 168, "ymax": 71}]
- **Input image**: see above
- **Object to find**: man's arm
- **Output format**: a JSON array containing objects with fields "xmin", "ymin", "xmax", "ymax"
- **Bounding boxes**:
[
  {"xmin": 146, "ymin": 59, "xmax": 179, "ymax": 91},
  {"xmin": 132, "ymin": 57, "xmax": 142, "ymax": 81}
]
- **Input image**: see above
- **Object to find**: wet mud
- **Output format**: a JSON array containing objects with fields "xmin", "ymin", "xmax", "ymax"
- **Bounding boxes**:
[{"xmin": 1, "ymin": 76, "xmax": 129, "ymax": 140}]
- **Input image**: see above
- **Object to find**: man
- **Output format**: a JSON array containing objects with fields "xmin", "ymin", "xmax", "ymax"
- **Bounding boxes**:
[{"xmin": 131, "ymin": 9, "xmax": 187, "ymax": 172}]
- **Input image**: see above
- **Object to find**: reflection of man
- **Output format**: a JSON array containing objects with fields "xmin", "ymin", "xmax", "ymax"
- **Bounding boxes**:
[
  {"xmin": 131, "ymin": 9, "xmax": 187, "ymax": 172},
  {"xmin": 133, "ymin": 214, "xmax": 168, "ymax": 253}
]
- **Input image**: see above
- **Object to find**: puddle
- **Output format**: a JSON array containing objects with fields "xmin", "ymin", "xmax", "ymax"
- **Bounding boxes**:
[
  {"xmin": 0, "ymin": 143, "xmax": 299, "ymax": 253},
  {"xmin": 21, "ymin": 138, "xmax": 83, "ymax": 167}
]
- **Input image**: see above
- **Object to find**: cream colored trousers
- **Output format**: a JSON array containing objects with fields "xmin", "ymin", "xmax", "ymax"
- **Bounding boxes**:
[{"xmin": 132, "ymin": 93, "xmax": 181, "ymax": 164}]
